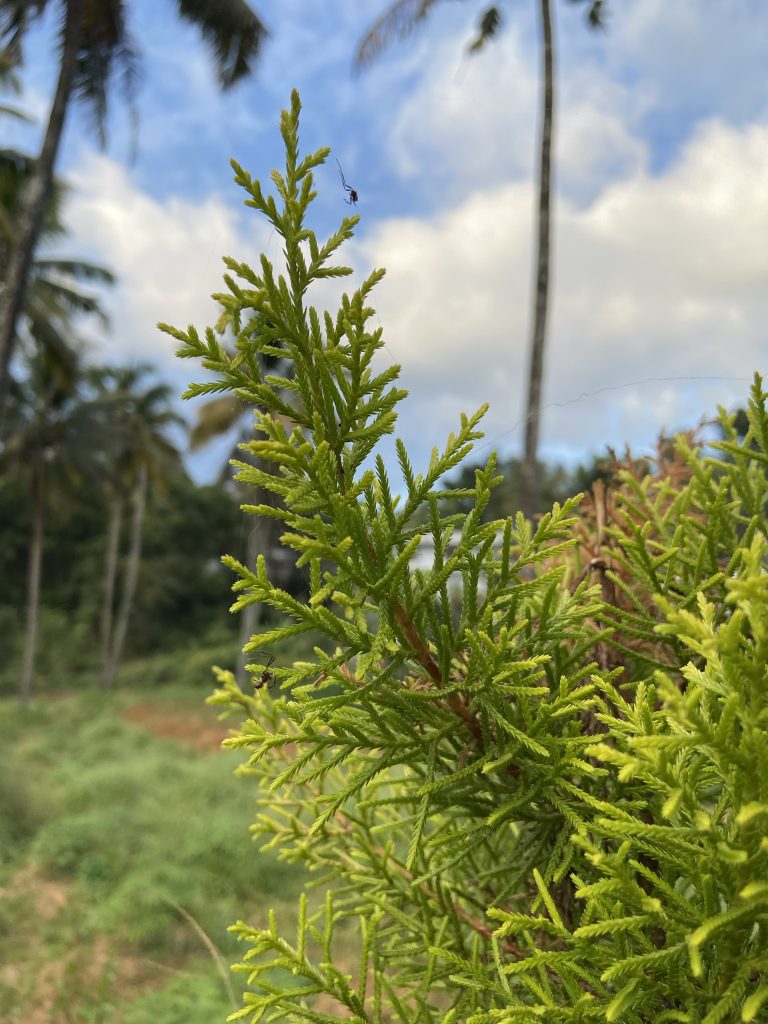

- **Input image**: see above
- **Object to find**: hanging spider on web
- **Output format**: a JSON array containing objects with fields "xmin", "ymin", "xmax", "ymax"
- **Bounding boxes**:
[
  {"xmin": 336, "ymin": 159, "xmax": 358, "ymax": 205},
  {"xmin": 253, "ymin": 653, "xmax": 277, "ymax": 690}
]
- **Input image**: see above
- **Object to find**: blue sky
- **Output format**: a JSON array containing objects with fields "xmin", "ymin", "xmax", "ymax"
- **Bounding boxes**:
[{"xmin": 9, "ymin": 0, "xmax": 768, "ymax": 483}]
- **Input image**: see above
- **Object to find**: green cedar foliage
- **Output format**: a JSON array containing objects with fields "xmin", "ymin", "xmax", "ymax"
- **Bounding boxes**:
[{"xmin": 163, "ymin": 92, "xmax": 768, "ymax": 1023}]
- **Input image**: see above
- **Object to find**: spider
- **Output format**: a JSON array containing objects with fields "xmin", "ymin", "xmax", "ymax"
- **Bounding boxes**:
[
  {"xmin": 336, "ymin": 159, "xmax": 358, "ymax": 205},
  {"xmin": 253, "ymin": 653, "xmax": 276, "ymax": 690}
]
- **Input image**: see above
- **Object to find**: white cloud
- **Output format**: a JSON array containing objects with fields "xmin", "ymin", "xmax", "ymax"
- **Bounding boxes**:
[
  {"xmin": 382, "ymin": 19, "xmax": 648, "ymax": 209},
  {"xmin": 385, "ymin": 30, "xmax": 537, "ymax": 193},
  {"xmin": 613, "ymin": 0, "xmax": 768, "ymax": 124},
  {"xmin": 58, "ymin": 69, "xmax": 768, "ymax": 485},
  {"xmin": 355, "ymin": 115, "xmax": 768, "ymax": 471},
  {"xmin": 554, "ymin": 71, "xmax": 649, "ymax": 205},
  {"xmin": 63, "ymin": 152, "xmax": 273, "ymax": 378}
]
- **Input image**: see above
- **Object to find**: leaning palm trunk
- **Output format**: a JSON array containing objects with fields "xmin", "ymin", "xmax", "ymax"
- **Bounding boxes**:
[
  {"xmin": 0, "ymin": 0, "xmax": 85, "ymax": 422},
  {"xmin": 100, "ymin": 490, "xmax": 123, "ymax": 688},
  {"xmin": 19, "ymin": 462, "xmax": 45, "ymax": 706},
  {"xmin": 105, "ymin": 462, "xmax": 147, "ymax": 689},
  {"xmin": 520, "ymin": 0, "xmax": 555, "ymax": 519}
]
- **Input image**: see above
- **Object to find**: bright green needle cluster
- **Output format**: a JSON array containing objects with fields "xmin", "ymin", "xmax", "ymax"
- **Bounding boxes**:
[{"xmin": 164, "ymin": 92, "xmax": 768, "ymax": 1024}]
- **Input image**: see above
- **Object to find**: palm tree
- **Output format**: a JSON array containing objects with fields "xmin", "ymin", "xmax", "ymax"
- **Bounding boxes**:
[
  {"xmin": 520, "ymin": 0, "xmax": 555, "ymax": 519},
  {"xmin": 2, "ymin": 345, "xmax": 107, "ymax": 704},
  {"xmin": 88, "ymin": 365, "xmax": 183, "ymax": 690},
  {"xmin": 0, "ymin": 86, "xmax": 114, "ymax": 703},
  {"xmin": 0, "ymin": 89, "xmax": 116, "ymax": 437},
  {"xmin": 356, "ymin": 0, "xmax": 605, "ymax": 517},
  {"xmin": 0, "ymin": 0, "xmax": 269, "ymax": 422},
  {"xmin": 0, "ymin": 107, "xmax": 114, "ymax": 703},
  {"xmin": 0, "ymin": 50, "xmax": 34, "ymax": 246}
]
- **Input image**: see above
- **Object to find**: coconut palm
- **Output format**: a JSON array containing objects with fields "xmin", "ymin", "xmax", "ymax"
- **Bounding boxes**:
[
  {"xmin": 0, "ymin": 51, "xmax": 34, "ymax": 245},
  {"xmin": 0, "ymin": 0, "xmax": 269, "ymax": 421},
  {"xmin": 86, "ymin": 364, "xmax": 183, "ymax": 690},
  {"xmin": 0, "ymin": 136, "xmax": 113, "ymax": 702},
  {"xmin": 0, "ymin": 92, "xmax": 115, "ymax": 436},
  {"xmin": 2, "ymin": 345, "xmax": 108, "ymax": 704},
  {"xmin": 356, "ymin": 0, "xmax": 605, "ymax": 517}
]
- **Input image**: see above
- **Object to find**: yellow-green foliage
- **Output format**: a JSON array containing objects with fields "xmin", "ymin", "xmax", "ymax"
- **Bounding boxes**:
[{"xmin": 167, "ymin": 91, "xmax": 768, "ymax": 1024}]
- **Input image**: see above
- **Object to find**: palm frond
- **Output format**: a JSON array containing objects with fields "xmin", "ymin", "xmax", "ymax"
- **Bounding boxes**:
[
  {"xmin": 63, "ymin": 0, "xmax": 141, "ymax": 146},
  {"xmin": 26, "ymin": 276, "xmax": 110, "ymax": 327},
  {"xmin": 568, "ymin": 0, "xmax": 607, "ymax": 29},
  {"xmin": 134, "ymin": 382, "xmax": 180, "ymax": 417},
  {"xmin": 0, "ymin": 41, "xmax": 20, "ymax": 83},
  {"xmin": 82, "ymin": 364, "xmax": 184, "ymax": 487},
  {"xmin": 467, "ymin": 6, "xmax": 502, "ymax": 54},
  {"xmin": 176, "ymin": 0, "xmax": 269, "ymax": 89},
  {"xmin": 0, "ymin": 101, "xmax": 32, "ymax": 121},
  {"xmin": 355, "ymin": 0, "xmax": 443, "ymax": 69},
  {"xmin": 0, "ymin": 146, "xmax": 67, "ymax": 237},
  {"xmin": 0, "ymin": 0, "xmax": 48, "ymax": 65},
  {"xmin": 189, "ymin": 393, "xmax": 246, "ymax": 449},
  {"xmin": 33, "ymin": 258, "xmax": 116, "ymax": 285},
  {"xmin": 22, "ymin": 313, "xmax": 81, "ymax": 392}
]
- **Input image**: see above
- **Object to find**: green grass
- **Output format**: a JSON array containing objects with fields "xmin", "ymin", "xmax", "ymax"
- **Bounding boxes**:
[
  {"xmin": 121, "ymin": 969, "xmax": 234, "ymax": 1024},
  {"xmin": 0, "ymin": 672, "xmax": 306, "ymax": 1023}
]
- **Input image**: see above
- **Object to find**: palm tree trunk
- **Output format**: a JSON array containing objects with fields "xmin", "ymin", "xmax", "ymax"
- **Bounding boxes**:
[
  {"xmin": 235, "ymin": 455, "xmax": 281, "ymax": 690},
  {"xmin": 520, "ymin": 0, "xmax": 555, "ymax": 520},
  {"xmin": 236, "ymin": 512, "xmax": 263, "ymax": 691},
  {"xmin": 105, "ymin": 463, "xmax": 147, "ymax": 690},
  {"xmin": 100, "ymin": 491, "xmax": 123, "ymax": 688},
  {"xmin": 20, "ymin": 462, "xmax": 45, "ymax": 706},
  {"xmin": 0, "ymin": 0, "xmax": 85, "ymax": 423}
]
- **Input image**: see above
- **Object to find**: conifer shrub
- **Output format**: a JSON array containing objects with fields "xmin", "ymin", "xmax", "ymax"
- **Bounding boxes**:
[{"xmin": 164, "ymin": 91, "xmax": 768, "ymax": 1024}]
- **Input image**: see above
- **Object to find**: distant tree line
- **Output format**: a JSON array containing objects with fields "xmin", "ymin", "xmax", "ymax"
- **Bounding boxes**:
[
  {"xmin": 0, "ymin": 33, "xmax": 280, "ymax": 704},
  {"xmin": 0, "ymin": 360, "xmax": 233, "ymax": 699}
]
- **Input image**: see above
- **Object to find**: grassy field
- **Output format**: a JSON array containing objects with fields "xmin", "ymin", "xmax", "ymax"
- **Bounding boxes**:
[{"xmin": 0, "ymin": 669, "xmax": 306, "ymax": 1023}]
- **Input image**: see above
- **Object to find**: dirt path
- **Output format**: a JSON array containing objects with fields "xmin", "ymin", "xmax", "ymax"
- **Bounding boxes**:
[{"xmin": 121, "ymin": 701, "xmax": 233, "ymax": 753}]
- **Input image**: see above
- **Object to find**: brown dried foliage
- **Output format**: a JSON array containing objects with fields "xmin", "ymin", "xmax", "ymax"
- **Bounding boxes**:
[{"xmin": 563, "ymin": 429, "xmax": 704, "ymax": 685}]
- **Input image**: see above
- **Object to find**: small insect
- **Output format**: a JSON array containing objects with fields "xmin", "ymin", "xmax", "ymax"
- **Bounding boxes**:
[
  {"xmin": 253, "ymin": 653, "xmax": 276, "ymax": 690},
  {"xmin": 336, "ymin": 159, "xmax": 358, "ymax": 205}
]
